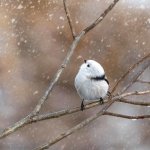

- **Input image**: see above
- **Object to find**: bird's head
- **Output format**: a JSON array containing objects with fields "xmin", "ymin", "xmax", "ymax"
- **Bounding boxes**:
[{"xmin": 79, "ymin": 60, "xmax": 105, "ymax": 77}]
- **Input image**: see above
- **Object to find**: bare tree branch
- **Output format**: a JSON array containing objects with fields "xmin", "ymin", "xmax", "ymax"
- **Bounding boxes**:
[
  {"xmin": 83, "ymin": 0, "xmax": 120, "ymax": 34},
  {"xmin": 34, "ymin": 90, "xmax": 150, "ymax": 150},
  {"xmin": 117, "ymin": 98, "xmax": 150, "ymax": 106},
  {"xmin": 32, "ymin": 101, "xmax": 101, "ymax": 122},
  {"xmin": 0, "ymin": 0, "xmax": 120, "ymax": 140},
  {"xmin": 119, "ymin": 90, "xmax": 150, "ymax": 97},
  {"xmin": 0, "ymin": 115, "xmax": 31, "ymax": 139},
  {"xmin": 104, "ymin": 112, "xmax": 150, "ymax": 119},
  {"xmin": 63, "ymin": 0, "xmax": 76, "ymax": 39},
  {"xmin": 137, "ymin": 79, "xmax": 150, "ymax": 84},
  {"xmin": 111, "ymin": 53, "xmax": 150, "ymax": 94},
  {"xmin": 121, "ymin": 64, "xmax": 150, "ymax": 93}
]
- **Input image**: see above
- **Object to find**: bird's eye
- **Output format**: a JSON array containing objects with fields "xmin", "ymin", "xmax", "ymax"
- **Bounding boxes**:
[{"xmin": 87, "ymin": 64, "xmax": 90, "ymax": 67}]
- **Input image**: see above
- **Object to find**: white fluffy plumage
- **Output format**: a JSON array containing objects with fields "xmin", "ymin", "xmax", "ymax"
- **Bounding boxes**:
[{"xmin": 74, "ymin": 60, "xmax": 109, "ymax": 110}]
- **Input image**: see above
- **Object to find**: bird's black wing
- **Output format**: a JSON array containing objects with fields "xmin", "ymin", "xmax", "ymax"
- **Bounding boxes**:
[{"xmin": 91, "ymin": 74, "xmax": 109, "ymax": 85}]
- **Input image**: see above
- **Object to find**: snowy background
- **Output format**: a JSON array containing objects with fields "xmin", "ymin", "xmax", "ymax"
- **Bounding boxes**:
[{"xmin": 0, "ymin": 0, "xmax": 150, "ymax": 149}]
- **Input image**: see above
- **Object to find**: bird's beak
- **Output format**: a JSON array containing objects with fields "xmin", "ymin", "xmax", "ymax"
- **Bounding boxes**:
[{"xmin": 84, "ymin": 60, "xmax": 87, "ymax": 63}]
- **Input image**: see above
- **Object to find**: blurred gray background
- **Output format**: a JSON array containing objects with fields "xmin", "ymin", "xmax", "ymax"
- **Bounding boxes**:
[{"xmin": 0, "ymin": 0, "xmax": 149, "ymax": 149}]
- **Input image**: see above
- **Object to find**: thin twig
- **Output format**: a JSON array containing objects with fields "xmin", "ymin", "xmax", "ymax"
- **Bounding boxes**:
[
  {"xmin": 111, "ymin": 53, "xmax": 150, "ymax": 94},
  {"xmin": 121, "ymin": 63, "xmax": 150, "ymax": 93},
  {"xmin": 63, "ymin": 0, "xmax": 76, "ymax": 39},
  {"xmin": 119, "ymin": 90, "xmax": 150, "ymax": 97},
  {"xmin": 117, "ymin": 98, "xmax": 150, "ymax": 106},
  {"xmin": 83, "ymin": 0, "xmax": 120, "ymax": 34},
  {"xmin": 0, "ymin": 0, "xmax": 120, "ymax": 140},
  {"xmin": 34, "ymin": 90, "xmax": 150, "ymax": 150},
  {"xmin": 137, "ymin": 80, "xmax": 150, "ymax": 84},
  {"xmin": 104, "ymin": 112, "xmax": 150, "ymax": 119},
  {"xmin": 122, "ymin": 66, "xmax": 149, "ymax": 93}
]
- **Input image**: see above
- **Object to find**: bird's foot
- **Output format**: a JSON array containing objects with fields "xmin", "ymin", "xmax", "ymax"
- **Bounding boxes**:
[
  {"xmin": 99, "ymin": 97, "xmax": 104, "ymax": 104},
  {"xmin": 81, "ymin": 100, "xmax": 85, "ymax": 111}
]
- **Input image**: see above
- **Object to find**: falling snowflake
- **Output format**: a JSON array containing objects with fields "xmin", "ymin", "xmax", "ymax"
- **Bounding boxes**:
[
  {"xmin": 17, "ymin": 4, "xmax": 23, "ymax": 9},
  {"xmin": 59, "ymin": 16, "xmax": 64, "ymax": 20},
  {"xmin": 11, "ymin": 18, "xmax": 15, "ymax": 23}
]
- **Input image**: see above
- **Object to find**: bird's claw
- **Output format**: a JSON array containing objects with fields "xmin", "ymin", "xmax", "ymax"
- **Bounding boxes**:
[
  {"xmin": 99, "ymin": 97, "xmax": 104, "ymax": 104},
  {"xmin": 81, "ymin": 100, "xmax": 85, "ymax": 111}
]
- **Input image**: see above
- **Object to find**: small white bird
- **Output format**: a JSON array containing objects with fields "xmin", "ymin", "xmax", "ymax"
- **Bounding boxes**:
[{"xmin": 74, "ymin": 60, "xmax": 110, "ymax": 110}]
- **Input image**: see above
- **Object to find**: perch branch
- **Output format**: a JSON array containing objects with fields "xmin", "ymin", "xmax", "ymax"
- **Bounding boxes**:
[
  {"xmin": 32, "ymin": 101, "xmax": 101, "ymax": 122},
  {"xmin": 0, "ymin": 0, "xmax": 120, "ymax": 139}
]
